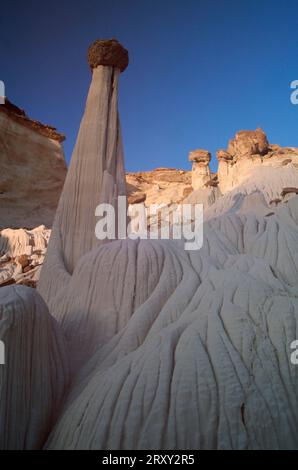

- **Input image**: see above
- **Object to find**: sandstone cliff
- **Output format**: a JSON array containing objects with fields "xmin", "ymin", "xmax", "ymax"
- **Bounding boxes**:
[
  {"xmin": 217, "ymin": 128, "xmax": 298, "ymax": 193},
  {"xmin": 127, "ymin": 128, "xmax": 298, "ymax": 211},
  {"xmin": 0, "ymin": 99, "xmax": 67, "ymax": 229}
]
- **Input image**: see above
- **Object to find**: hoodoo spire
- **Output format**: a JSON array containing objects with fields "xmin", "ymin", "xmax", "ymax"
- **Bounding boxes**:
[{"xmin": 38, "ymin": 39, "xmax": 128, "ymax": 302}]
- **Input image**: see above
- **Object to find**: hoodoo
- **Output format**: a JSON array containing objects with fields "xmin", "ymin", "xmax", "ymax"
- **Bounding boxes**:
[
  {"xmin": 38, "ymin": 39, "xmax": 128, "ymax": 303},
  {"xmin": 189, "ymin": 149, "xmax": 211, "ymax": 190}
]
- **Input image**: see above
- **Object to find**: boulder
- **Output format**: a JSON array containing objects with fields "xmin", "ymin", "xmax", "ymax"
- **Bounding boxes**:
[
  {"xmin": 189, "ymin": 149, "xmax": 211, "ymax": 163},
  {"xmin": 227, "ymin": 127, "xmax": 269, "ymax": 159},
  {"xmin": 128, "ymin": 192, "xmax": 147, "ymax": 205},
  {"xmin": 88, "ymin": 39, "xmax": 129, "ymax": 72}
]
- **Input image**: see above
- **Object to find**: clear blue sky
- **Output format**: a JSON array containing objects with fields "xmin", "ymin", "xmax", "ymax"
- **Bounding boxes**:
[{"xmin": 1, "ymin": 0, "xmax": 298, "ymax": 172}]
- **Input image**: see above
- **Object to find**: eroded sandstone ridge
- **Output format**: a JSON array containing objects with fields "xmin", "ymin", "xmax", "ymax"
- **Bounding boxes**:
[
  {"xmin": 216, "ymin": 128, "xmax": 298, "ymax": 193},
  {"xmin": 1, "ymin": 40, "xmax": 298, "ymax": 450},
  {"xmin": 126, "ymin": 128, "xmax": 298, "ymax": 225},
  {"xmin": 0, "ymin": 99, "xmax": 67, "ymax": 229}
]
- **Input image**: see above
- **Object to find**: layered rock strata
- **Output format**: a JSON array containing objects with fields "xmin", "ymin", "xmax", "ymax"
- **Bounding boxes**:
[{"xmin": 0, "ymin": 99, "xmax": 67, "ymax": 228}]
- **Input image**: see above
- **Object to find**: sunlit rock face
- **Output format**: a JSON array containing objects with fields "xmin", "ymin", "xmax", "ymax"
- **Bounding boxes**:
[
  {"xmin": 227, "ymin": 127, "xmax": 269, "ymax": 158},
  {"xmin": 0, "ymin": 100, "xmax": 66, "ymax": 229},
  {"xmin": 189, "ymin": 149, "xmax": 212, "ymax": 190},
  {"xmin": 217, "ymin": 128, "xmax": 298, "ymax": 194},
  {"xmin": 126, "ymin": 168, "xmax": 192, "ymax": 207}
]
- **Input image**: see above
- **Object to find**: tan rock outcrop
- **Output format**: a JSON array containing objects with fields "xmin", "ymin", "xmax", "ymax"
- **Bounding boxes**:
[
  {"xmin": 227, "ymin": 127, "xmax": 269, "ymax": 159},
  {"xmin": 189, "ymin": 149, "xmax": 211, "ymax": 190},
  {"xmin": 0, "ymin": 100, "xmax": 67, "ymax": 229},
  {"xmin": 217, "ymin": 128, "xmax": 298, "ymax": 193},
  {"xmin": 0, "ymin": 99, "xmax": 65, "ymax": 142},
  {"xmin": 127, "ymin": 192, "xmax": 147, "ymax": 205},
  {"xmin": 126, "ymin": 168, "xmax": 192, "ymax": 207}
]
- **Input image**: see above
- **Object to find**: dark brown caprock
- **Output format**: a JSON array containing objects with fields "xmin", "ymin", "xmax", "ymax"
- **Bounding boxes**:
[{"xmin": 87, "ymin": 39, "xmax": 129, "ymax": 72}]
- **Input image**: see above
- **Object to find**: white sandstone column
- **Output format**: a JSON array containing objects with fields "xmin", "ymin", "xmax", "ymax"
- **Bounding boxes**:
[{"xmin": 38, "ymin": 39, "xmax": 129, "ymax": 303}]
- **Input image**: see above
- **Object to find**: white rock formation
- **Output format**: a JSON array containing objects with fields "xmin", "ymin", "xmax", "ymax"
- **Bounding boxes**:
[
  {"xmin": 0, "ymin": 285, "xmax": 69, "ymax": 449},
  {"xmin": 0, "ymin": 100, "xmax": 67, "ymax": 229},
  {"xmin": 217, "ymin": 128, "xmax": 298, "ymax": 194},
  {"xmin": 36, "ymin": 41, "xmax": 298, "ymax": 449},
  {"xmin": 38, "ymin": 40, "xmax": 128, "ymax": 312},
  {"xmin": 0, "ymin": 226, "xmax": 50, "ymax": 287},
  {"xmin": 46, "ymin": 194, "xmax": 298, "ymax": 450},
  {"xmin": 2, "ymin": 40, "xmax": 297, "ymax": 450}
]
